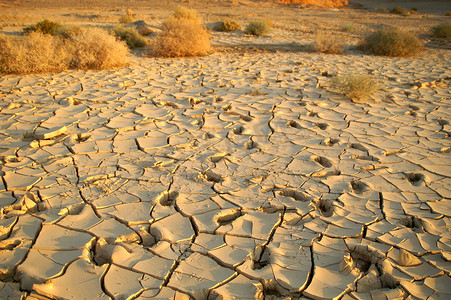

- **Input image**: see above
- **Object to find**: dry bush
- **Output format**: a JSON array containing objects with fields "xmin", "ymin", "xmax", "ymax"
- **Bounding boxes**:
[
  {"xmin": 376, "ymin": 7, "xmax": 389, "ymax": 13},
  {"xmin": 119, "ymin": 15, "xmax": 134, "ymax": 24},
  {"xmin": 445, "ymin": 11, "xmax": 451, "ymax": 16},
  {"xmin": 153, "ymin": 16, "xmax": 211, "ymax": 57},
  {"xmin": 330, "ymin": 74, "xmax": 378, "ymax": 101},
  {"xmin": 0, "ymin": 32, "xmax": 70, "ymax": 74},
  {"xmin": 215, "ymin": 19, "xmax": 242, "ymax": 32},
  {"xmin": 23, "ymin": 19, "xmax": 63, "ymax": 35},
  {"xmin": 173, "ymin": 6, "xmax": 199, "ymax": 21},
  {"xmin": 246, "ymin": 21, "xmax": 271, "ymax": 36},
  {"xmin": 57, "ymin": 25, "xmax": 83, "ymax": 38},
  {"xmin": 432, "ymin": 22, "xmax": 451, "ymax": 38},
  {"xmin": 112, "ymin": 25, "xmax": 147, "ymax": 48},
  {"xmin": 391, "ymin": 6, "xmax": 417, "ymax": 16},
  {"xmin": 69, "ymin": 28, "xmax": 129, "ymax": 69},
  {"xmin": 313, "ymin": 31, "xmax": 345, "ymax": 54},
  {"xmin": 342, "ymin": 24, "xmax": 355, "ymax": 32},
  {"xmin": 361, "ymin": 26, "xmax": 423, "ymax": 57},
  {"xmin": 390, "ymin": 6, "xmax": 409, "ymax": 16},
  {"xmin": 0, "ymin": 27, "xmax": 129, "ymax": 74}
]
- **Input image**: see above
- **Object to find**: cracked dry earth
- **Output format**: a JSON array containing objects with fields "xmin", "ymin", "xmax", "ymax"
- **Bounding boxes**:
[{"xmin": 0, "ymin": 49, "xmax": 450, "ymax": 299}]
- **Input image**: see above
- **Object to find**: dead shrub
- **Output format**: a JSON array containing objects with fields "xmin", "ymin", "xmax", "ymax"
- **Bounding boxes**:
[
  {"xmin": 153, "ymin": 16, "xmax": 211, "ymax": 57},
  {"xmin": 23, "ymin": 19, "xmax": 63, "ymax": 35},
  {"xmin": 390, "ymin": 6, "xmax": 409, "ymax": 16},
  {"xmin": 246, "ymin": 21, "xmax": 271, "ymax": 36},
  {"xmin": 173, "ymin": 6, "xmax": 199, "ymax": 21},
  {"xmin": 432, "ymin": 22, "xmax": 451, "ymax": 38},
  {"xmin": 57, "ymin": 25, "xmax": 83, "ymax": 38},
  {"xmin": 111, "ymin": 25, "xmax": 147, "ymax": 49},
  {"xmin": 0, "ymin": 32, "xmax": 70, "ymax": 74},
  {"xmin": 0, "ymin": 27, "xmax": 129, "ymax": 74},
  {"xmin": 360, "ymin": 26, "xmax": 423, "ymax": 57},
  {"xmin": 445, "ymin": 11, "xmax": 451, "ymax": 16},
  {"xmin": 330, "ymin": 74, "xmax": 378, "ymax": 101},
  {"xmin": 69, "ymin": 27, "xmax": 129, "ymax": 69},
  {"xmin": 342, "ymin": 24, "xmax": 355, "ymax": 33},
  {"xmin": 376, "ymin": 8, "xmax": 389, "ymax": 13},
  {"xmin": 313, "ymin": 31, "xmax": 345, "ymax": 54},
  {"xmin": 119, "ymin": 14, "xmax": 134, "ymax": 24},
  {"xmin": 215, "ymin": 19, "xmax": 242, "ymax": 32}
]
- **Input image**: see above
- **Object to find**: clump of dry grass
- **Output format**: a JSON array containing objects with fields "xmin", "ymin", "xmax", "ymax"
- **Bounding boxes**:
[
  {"xmin": 390, "ymin": 6, "xmax": 418, "ymax": 16},
  {"xmin": 215, "ymin": 19, "xmax": 242, "ymax": 32},
  {"xmin": 390, "ymin": 6, "xmax": 409, "ymax": 16},
  {"xmin": 69, "ymin": 27, "xmax": 129, "ymax": 69},
  {"xmin": 330, "ymin": 74, "xmax": 378, "ymax": 101},
  {"xmin": 112, "ymin": 25, "xmax": 147, "ymax": 49},
  {"xmin": 23, "ymin": 20, "xmax": 83, "ymax": 39},
  {"xmin": 246, "ymin": 21, "xmax": 271, "ymax": 36},
  {"xmin": 432, "ymin": 22, "xmax": 451, "ymax": 38},
  {"xmin": 342, "ymin": 24, "xmax": 355, "ymax": 33},
  {"xmin": 119, "ymin": 15, "xmax": 134, "ymax": 24},
  {"xmin": 376, "ymin": 7, "xmax": 389, "ymax": 13},
  {"xmin": 360, "ymin": 26, "xmax": 423, "ymax": 57},
  {"xmin": 313, "ymin": 31, "xmax": 345, "ymax": 54},
  {"xmin": 173, "ymin": 6, "xmax": 199, "ymax": 20},
  {"xmin": 23, "ymin": 19, "xmax": 63, "ymax": 35},
  {"xmin": 0, "ymin": 27, "xmax": 129, "ymax": 74},
  {"xmin": 0, "ymin": 32, "xmax": 69, "ymax": 74},
  {"xmin": 152, "ymin": 7, "xmax": 210, "ymax": 57}
]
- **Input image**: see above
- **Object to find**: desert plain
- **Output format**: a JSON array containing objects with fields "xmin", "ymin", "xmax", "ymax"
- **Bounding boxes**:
[{"xmin": 0, "ymin": 0, "xmax": 451, "ymax": 299}]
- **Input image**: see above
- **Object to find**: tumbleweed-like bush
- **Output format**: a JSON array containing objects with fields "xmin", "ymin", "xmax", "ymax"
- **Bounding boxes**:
[
  {"xmin": 23, "ymin": 19, "xmax": 63, "ymax": 35},
  {"xmin": 360, "ymin": 26, "xmax": 423, "ymax": 57},
  {"xmin": 69, "ymin": 27, "xmax": 129, "ymax": 69},
  {"xmin": 330, "ymin": 74, "xmax": 378, "ymax": 101},
  {"xmin": 112, "ymin": 25, "xmax": 147, "ymax": 49},
  {"xmin": 0, "ymin": 32, "xmax": 69, "ymax": 74},
  {"xmin": 246, "ymin": 21, "xmax": 271, "ymax": 36},
  {"xmin": 215, "ymin": 19, "xmax": 242, "ymax": 32},
  {"xmin": 432, "ymin": 22, "xmax": 451, "ymax": 38},
  {"xmin": 313, "ymin": 31, "xmax": 345, "ymax": 54},
  {"xmin": 172, "ymin": 6, "xmax": 199, "ymax": 21},
  {"xmin": 0, "ymin": 27, "xmax": 129, "ymax": 74},
  {"xmin": 152, "ymin": 7, "xmax": 211, "ymax": 58}
]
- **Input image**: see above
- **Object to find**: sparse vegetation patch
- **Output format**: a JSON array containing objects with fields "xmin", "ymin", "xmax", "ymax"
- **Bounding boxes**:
[
  {"xmin": 330, "ymin": 74, "xmax": 378, "ymax": 101},
  {"xmin": 112, "ymin": 25, "xmax": 147, "ymax": 49},
  {"xmin": 246, "ymin": 21, "xmax": 271, "ymax": 36},
  {"xmin": 0, "ymin": 32, "xmax": 69, "ymax": 74},
  {"xmin": 24, "ymin": 19, "xmax": 63, "ymax": 35},
  {"xmin": 173, "ymin": 6, "xmax": 199, "ymax": 20},
  {"xmin": 313, "ymin": 31, "xmax": 345, "ymax": 54},
  {"xmin": 390, "ymin": 6, "xmax": 418, "ymax": 16},
  {"xmin": 361, "ymin": 26, "xmax": 423, "ymax": 57},
  {"xmin": 342, "ymin": 24, "xmax": 355, "ymax": 32},
  {"xmin": 152, "ymin": 7, "xmax": 210, "ymax": 57},
  {"xmin": 215, "ymin": 19, "xmax": 242, "ymax": 32},
  {"xmin": 432, "ymin": 22, "xmax": 451, "ymax": 38},
  {"xmin": 119, "ymin": 14, "xmax": 134, "ymax": 24},
  {"xmin": 69, "ymin": 27, "xmax": 129, "ymax": 69},
  {"xmin": 0, "ymin": 27, "xmax": 129, "ymax": 74}
]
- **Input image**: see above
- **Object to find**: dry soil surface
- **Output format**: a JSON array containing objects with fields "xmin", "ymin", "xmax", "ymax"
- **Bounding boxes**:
[{"xmin": 0, "ymin": 1, "xmax": 450, "ymax": 299}]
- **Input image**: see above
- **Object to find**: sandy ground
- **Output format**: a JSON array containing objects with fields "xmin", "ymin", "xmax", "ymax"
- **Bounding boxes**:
[{"xmin": 0, "ymin": 1, "xmax": 451, "ymax": 299}]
